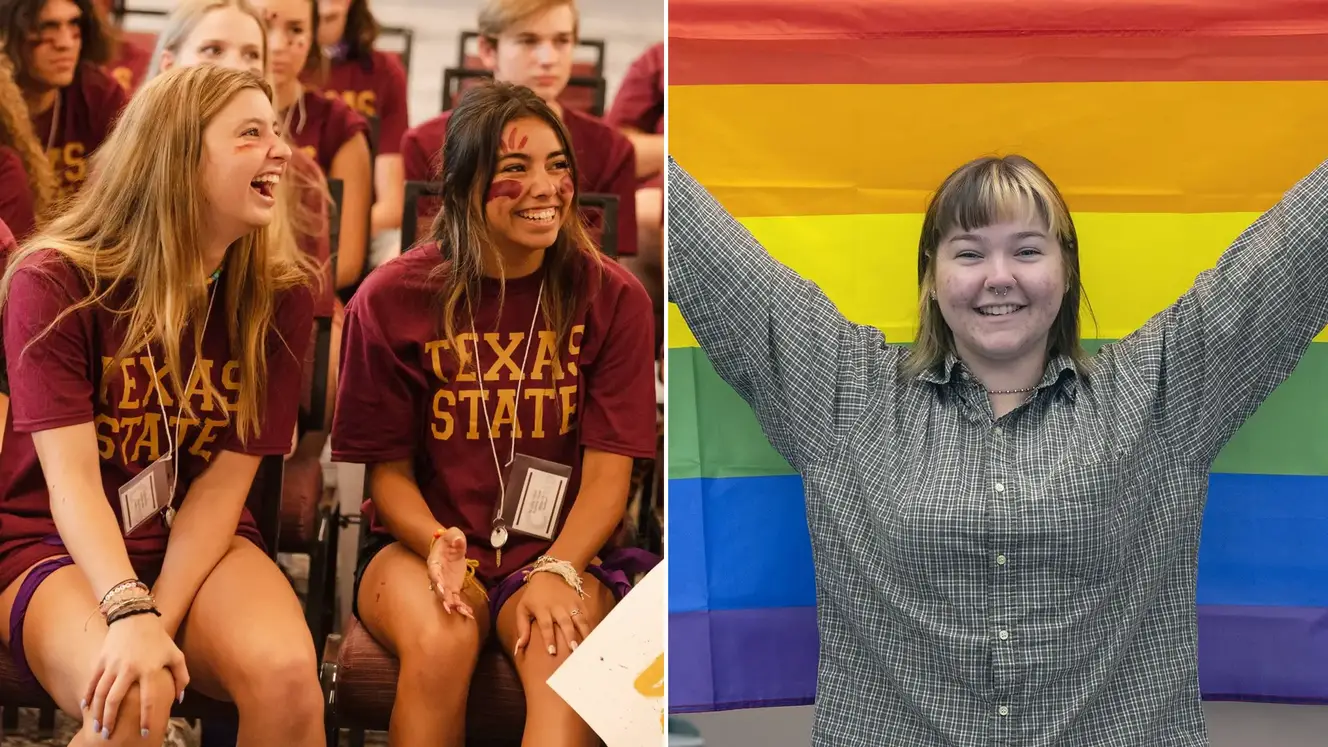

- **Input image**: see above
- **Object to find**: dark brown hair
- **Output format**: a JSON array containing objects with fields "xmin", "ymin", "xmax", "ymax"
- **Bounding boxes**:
[
  {"xmin": 336, "ymin": 0, "xmax": 378, "ymax": 61},
  {"xmin": 906, "ymin": 154, "xmax": 1092, "ymax": 377},
  {"xmin": 429, "ymin": 80, "xmax": 601, "ymax": 375},
  {"xmin": 0, "ymin": 0, "xmax": 111, "ymax": 84}
]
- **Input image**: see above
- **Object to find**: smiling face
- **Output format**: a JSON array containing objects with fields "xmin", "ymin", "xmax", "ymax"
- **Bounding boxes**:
[
  {"xmin": 199, "ymin": 87, "xmax": 291, "ymax": 241},
  {"xmin": 933, "ymin": 218, "xmax": 1066, "ymax": 367},
  {"xmin": 159, "ymin": 5, "xmax": 266, "ymax": 78},
  {"xmin": 483, "ymin": 115, "xmax": 574, "ymax": 255}
]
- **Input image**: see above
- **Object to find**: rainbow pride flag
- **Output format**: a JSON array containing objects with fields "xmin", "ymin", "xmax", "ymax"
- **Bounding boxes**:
[{"xmin": 667, "ymin": 0, "xmax": 1328, "ymax": 714}]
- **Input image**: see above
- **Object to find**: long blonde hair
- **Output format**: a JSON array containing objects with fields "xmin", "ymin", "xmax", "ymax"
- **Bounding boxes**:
[
  {"xmin": 0, "ymin": 54, "xmax": 56, "ymax": 225},
  {"xmin": 906, "ymin": 154, "xmax": 1091, "ymax": 378},
  {"xmin": 0, "ymin": 65, "xmax": 312, "ymax": 443},
  {"xmin": 151, "ymin": 0, "xmax": 331, "ymax": 282}
]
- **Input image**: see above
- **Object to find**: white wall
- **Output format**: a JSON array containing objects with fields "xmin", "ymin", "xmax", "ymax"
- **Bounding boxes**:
[
  {"xmin": 122, "ymin": 0, "xmax": 666, "ymax": 127},
  {"xmin": 682, "ymin": 702, "xmax": 1328, "ymax": 746}
]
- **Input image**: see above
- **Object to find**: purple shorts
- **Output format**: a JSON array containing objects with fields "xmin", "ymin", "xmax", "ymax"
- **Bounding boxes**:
[
  {"xmin": 486, "ymin": 546, "xmax": 661, "ymax": 620},
  {"xmin": 8, "ymin": 553, "xmax": 75, "ymax": 687}
]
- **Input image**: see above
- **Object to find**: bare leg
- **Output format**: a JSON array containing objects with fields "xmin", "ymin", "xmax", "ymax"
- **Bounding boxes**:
[
  {"xmin": 0, "ymin": 559, "xmax": 174, "ymax": 745},
  {"xmin": 357, "ymin": 542, "xmax": 490, "ymax": 747},
  {"xmin": 176, "ymin": 537, "xmax": 324, "ymax": 747},
  {"xmin": 496, "ymin": 573, "xmax": 617, "ymax": 747}
]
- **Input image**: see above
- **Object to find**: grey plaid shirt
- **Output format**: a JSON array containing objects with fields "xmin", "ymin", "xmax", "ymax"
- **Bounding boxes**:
[{"xmin": 668, "ymin": 155, "xmax": 1328, "ymax": 746}]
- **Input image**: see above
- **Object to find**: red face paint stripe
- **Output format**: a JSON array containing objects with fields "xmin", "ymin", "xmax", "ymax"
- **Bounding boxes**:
[{"xmin": 487, "ymin": 178, "xmax": 523, "ymax": 203}]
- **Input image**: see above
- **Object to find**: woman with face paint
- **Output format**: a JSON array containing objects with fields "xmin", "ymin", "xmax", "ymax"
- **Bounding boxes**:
[
  {"xmin": 668, "ymin": 152, "xmax": 1328, "ymax": 746},
  {"xmin": 331, "ymin": 82, "xmax": 658, "ymax": 746},
  {"xmin": 153, "ymin": 0, "xmax": 340, "ymax": 446},
  {"xmin": 0, "ymin": 65, "xmax": 326, "ymax": 745}
]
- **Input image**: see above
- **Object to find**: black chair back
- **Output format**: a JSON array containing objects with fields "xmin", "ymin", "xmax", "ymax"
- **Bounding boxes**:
[
  {"xmin": 457, "ymin": 31, "xmax": 605, "ymax": 78},
  {"xmin": 401, "ymin": 180, "xmax": 441, "ymax": 253},
  {"xmin": 378, "ymin": 25, "xmax": 415, "ymax": 74}
]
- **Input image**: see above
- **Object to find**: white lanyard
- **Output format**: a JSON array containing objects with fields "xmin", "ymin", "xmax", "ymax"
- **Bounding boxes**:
[
  {"xmin": 145, "ymin": 280, "xmax": 218, "ymax": 500},
  {"xmin": 469, "ymin": 279, "xmax": 545, "ymax": 547}
]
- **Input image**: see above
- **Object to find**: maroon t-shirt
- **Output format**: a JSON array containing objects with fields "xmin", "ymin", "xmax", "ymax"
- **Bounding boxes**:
[
  {"xmin": 330, "ymin": 246, "xmax": 657, "ymax": 585},
  {"xmin": 287, "ymin": 88, "xmax": 370, "ymax": 175},
  {"xmin": 289, "ymin": 149, "xmax": 336, "ymax": 320},
  {"xmin": 401, "ymin": 107, "xmax": 639, "ymax": 256},
  {"xmin": 106, "ymin": 34, "xmax": 153, "ymax": 95},
  {"xmin": 316, "ymin": 50, "xmax": 408, "ymax": 157},
  {"xmin": 29, "ymin": 63, "xmax": 128, "ymax": 199},
  {"xmin": 0, "ymin": 251, "xmax": 315, "ymax": 592},
  {"xmin": 606, "ymin": 42, "xmax": 663, "ymax": 135},
  {"xmin": 0, "ymin": 147, "xmax": 35, "ymax": 241}
]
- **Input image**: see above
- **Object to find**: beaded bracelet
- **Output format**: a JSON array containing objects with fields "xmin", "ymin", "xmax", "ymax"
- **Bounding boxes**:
[
  {"xmin": 525, "ymin": 556, "xmax": 586, "ymax": 599},
  {"xmin": 98, "ymin": 579, "xmax": 148, "ymax": 614}
]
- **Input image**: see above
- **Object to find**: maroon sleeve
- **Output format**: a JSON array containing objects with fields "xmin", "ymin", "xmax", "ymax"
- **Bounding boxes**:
[
  {"xmin": 606, "ymin": 43, "xmax": 664, "ymax": 133},
  {"xmin": 222, "ymin": 284, "xmax": 315, "ymax": 454},
  {"xmin": 325, "ymin": 97, "xmax": 370, "ymax": 161},
  {"xmin": 401, "ymin": 126, "xmax": 434, "ymax": 182},
  {"xmin": 329, "ymin": 283, "xmax": 429, "ymax": 463},
  {"xmin": 88, "ymin": 66, "xmax": 129, "ymax": 148},
  {"xmin": 601, "ymin": 132, "xmax": 639, "ymax": 256},
  {"xmin": 0, "ymin": 148, "xmax": 36, "ymax": 241},
  {"xmin": 579, "ymin": 266, "xmax": 657, "ymax": 458},
  {"xmin": 4, "ymin": 256, "xmax": 96, "ymax": 433},
  {"xmin": 374, "ymin": 52, "xmax": 409, "ymax": 157}
]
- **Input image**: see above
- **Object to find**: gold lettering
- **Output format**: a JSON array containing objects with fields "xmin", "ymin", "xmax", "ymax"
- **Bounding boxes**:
[
  {"xmin": 118, "ymin": 415, "xmax": 142, "ymax": 463},
  {"xmin": 524, "ymin": 388, "xmax": 555, "ymax": 438},
  {"xmin": 169, "ymin": 413, "xmax": 199, "ymax": 446},
  {"xmin": 94, "ymin": 414, "xmax": 118, "ymax": 459},
  {"xmin": 140, "ymin": 355, "xmax": 174, "ymax": 407},
  {"xmin": 457, "ymin": 388, "xmax": 485, "ymax": 439},
  {"xmin": 118, "ymin": 357, "xmax": 139, "ymax": 409},
  {"xmin": 301, "ymin": 145, "xmax": 317, "ymax": 162},
  {"xmin": 358, "ymin": 90, "xmax": 377, "ymax": 117},
  {"xmin": 61, "ymin": 142, "xmax": 86, "ymax": 184},
  {"xmin": 567, "ymin": 324, "xmax": 584, "ymax": 377},
  {"xmin": 191, "ymin": 418, "xmax": 226, "ymax": 461},
  {"xmin": 634, "ymin": 653, "xmax": 664, "ymax": 698},
  {"xmin": 129, "ymin": 412, "xmax": 161, "ymax": 463},
  {"xmin": 430, "ymin": 388, "xmax": 455, "ymax": 440},
  {"xmin": 222, "ymin": 361, "xmax": 241, "ymax": 413},
  {"xmin": 531, "ymin": 330, "xmax": 563, "ymax": 381},
  {"xmin": 99, "ymin": 356, "xmax": 114, "ymax": 404},
  {"xmin": 112, "ymin": 67, "xmax": 132, "ymax": 91},
  {"xmin": 491, "ymin": 388, "xmax": 521, "ymax": 438},
  {"xmin": 184, "ymin": 358, "xmax": 216, "ymax": 412},
  {"xmin": 484, "ymin": 332, "xmax": 523, "ymax": 381},
  {"xmin": 424, "ymin": 340, "xmax": 450, "ymax": 383},
  {"xmin": 454, "ymin": 333, "xmax": 478, "ymax": 382},
  {"xmin": 559, "ymin": 384, "xmax": 577, "ymax": 435}
]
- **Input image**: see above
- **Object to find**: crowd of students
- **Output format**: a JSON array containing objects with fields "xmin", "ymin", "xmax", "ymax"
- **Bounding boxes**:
[{"xmin": 0, "ymin": 0, "xmax": 664, "ymax": 744}]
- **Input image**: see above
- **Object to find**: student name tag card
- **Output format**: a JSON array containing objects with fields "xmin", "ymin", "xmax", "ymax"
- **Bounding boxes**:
[
  {"xmin": 118, "ymin": 453, "xmax": 174, "ymax": 535},
  {"xmin": 501, "ymin": 453, "xmax": 572, "ymax": 540},
  {"xmin": 547, "ymin": 560, "xmax": 666, "ymax": 746}
]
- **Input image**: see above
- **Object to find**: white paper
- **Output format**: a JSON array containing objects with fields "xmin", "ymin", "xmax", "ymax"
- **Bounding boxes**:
[
  {"xmin": 548, "ymin": 560, "xmax": 666, "ymax": 747},
  {"xmin": 512, "ymin": 467, "xmax": 567, "ymax": 538}
]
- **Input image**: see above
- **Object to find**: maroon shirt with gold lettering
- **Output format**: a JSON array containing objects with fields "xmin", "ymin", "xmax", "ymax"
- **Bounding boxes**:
[
  {"xmin": 106, "ymin": 33, "xmax": 153, "ymax": 95},
  {"xmin": 330, "ymin": 246, "xmax": 656, "ymax": 585},
  {"xmin": 0, "ymin": 147, "xmax": 35, "ymax": 241},
  {"xmin": 286, "ymin": 88, "xmax": 370, "ymax": 175},
  {"xmin": 0, "ymin": 250, "xmax": 315, "ymax": 592},
  {"xmin": 316, "ymin": 49, "xmax": 408, "ymax": 156},
  {"xmin": 29, "ymin": 63, "xmax": 128, "ymax": 199},
  {"xmin": 401, "ymin": 107, "xmax": 639, "ymax": 256}
]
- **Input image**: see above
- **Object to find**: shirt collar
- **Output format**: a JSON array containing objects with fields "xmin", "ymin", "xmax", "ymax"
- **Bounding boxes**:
[{"xmin": 917, "ymin": 350, "xmax": 1081, "ymax": 399}]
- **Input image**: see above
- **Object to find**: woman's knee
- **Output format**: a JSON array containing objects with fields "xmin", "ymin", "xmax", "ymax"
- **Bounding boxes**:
[
  {"xmin": 232, "ymin": 640, "xmax": 323, "ymax": 721},
  {"xmin": 397, "ymin": 613, "xmax": 484, "ymax": 680},
  {"xmin": 83, "ymin": 668, "xmax": 174, "ymax": 746}
]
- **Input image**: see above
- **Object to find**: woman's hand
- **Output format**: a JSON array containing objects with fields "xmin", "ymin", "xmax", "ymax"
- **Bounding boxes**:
[
  {"xmin": 513, "ymin": 572, "xmax": 594, "ymax": 657},
  {"xmin": 83, "ymin": 613, "xmax": 189, "ymax": 739},
  {"xmin": 427, "ymin": 527, "xmax": 474, "ymax": 618}
]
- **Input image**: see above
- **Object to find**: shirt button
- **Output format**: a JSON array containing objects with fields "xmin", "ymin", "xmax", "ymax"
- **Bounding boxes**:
[
  {"xmin": 994, "ymin": 482, "xmax": 1005, "ymax": 493},
  {"xmin": 998, "ymin": 629, "xmax": 1010, "ymax": 641},
  {"xmin": 998, "ymin": 705, "xmax": 1009, "ymax": 717},
  {"xmin": 996, "ymin": 554, "xmax": 1007, "ymax": 565},
  {"xmin": 993, "ymin": 427, "xmax": 1003, "ymax": 438}
]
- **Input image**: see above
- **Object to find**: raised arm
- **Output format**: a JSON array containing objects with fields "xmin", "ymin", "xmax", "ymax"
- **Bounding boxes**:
[
  {"xmin": 1122, "ymin": 157, "xmax": 1328, "ymax": 464},
  {"xmin": 668, "ymin": 156, "xmax": 883, "ymax": 472}
]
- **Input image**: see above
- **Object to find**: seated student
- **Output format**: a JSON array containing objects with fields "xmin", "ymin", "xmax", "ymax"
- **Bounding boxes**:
[
  {"xmin": 604, "ymin": 41, "xmax": 664, "ymax": 355},
  {"xmin": 0, "ymin": 0, "xmax": 128, "ymax": 199},
  {"xmin": 90, "ymin": 0, "xmax": 152, "ymax": 94},
  {"xmin": 314, "ymin": 0, "xmax": 407, "ymax": 267},
  {"xmin": 332, "ymin": 82, "xmax": 658, "ymax": 746},
  {"xmin": 254, "ymin": 0, "xmax": 372, "ymax": 295},
  {"xmin": 0, "ymin": 65, "xmax": 324, "ymax": 745},
  {"xmin": 152, "ymin": 0, "xmax": 340, "ymax": 439},
  {"xmin": 0, "ymin": 54, "xmax": 56, "ymax": 240},
  {"xmin": 400, "ymin": 0, "xmax": 639, "ymax": 257}
]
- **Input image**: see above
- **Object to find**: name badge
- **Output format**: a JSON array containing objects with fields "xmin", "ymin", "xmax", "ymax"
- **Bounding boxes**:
[
  {"xmin": 502, "ymin": 453, "xmax": 572, "ymax": 541},
  {"xmin": 117, "ymin": 452, "xmax": 175, "ymax": 535}
]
